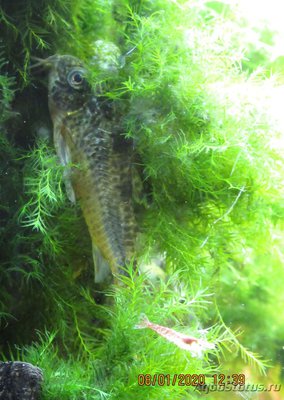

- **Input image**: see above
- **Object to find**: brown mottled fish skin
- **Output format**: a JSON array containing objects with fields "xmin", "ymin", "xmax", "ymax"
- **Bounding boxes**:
[{"xmin": 46, "ymin": 55, "xmax": 137, "ymax": 282}]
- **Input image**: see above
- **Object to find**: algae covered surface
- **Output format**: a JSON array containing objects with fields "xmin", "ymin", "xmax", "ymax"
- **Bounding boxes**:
[{"xmin": 0, "ymin": 0, "xmax": 284, "ymax": 399}]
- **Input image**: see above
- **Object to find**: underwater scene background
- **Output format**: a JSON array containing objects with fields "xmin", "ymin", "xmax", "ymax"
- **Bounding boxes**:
[{"xmin": 0, "ymin": 0, "xmax": 283, "ymax": 399}]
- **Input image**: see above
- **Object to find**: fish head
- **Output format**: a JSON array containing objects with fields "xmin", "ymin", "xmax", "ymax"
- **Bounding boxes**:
[{"xmin": 39, "ymin": 55, "xmax": 92, "ymax": 118}]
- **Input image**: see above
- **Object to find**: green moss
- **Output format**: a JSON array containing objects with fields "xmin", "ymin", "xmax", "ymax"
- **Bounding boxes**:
[
  {"xmin": 4, "ymin": 272, "xmax": 267, "ymax": 399},
  {"xmin": 0, "ymin": 0, "xmax": 283, "ymax": 398}
]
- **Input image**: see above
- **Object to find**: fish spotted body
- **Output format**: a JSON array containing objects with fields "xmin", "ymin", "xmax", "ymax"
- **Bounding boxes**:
[{"xmin": 46, "ymin": 55, "xmax": 137, "ymax": 282}]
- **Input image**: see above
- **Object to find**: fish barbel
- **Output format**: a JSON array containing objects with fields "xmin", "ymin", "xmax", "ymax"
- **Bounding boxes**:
[{"xmin": 44, "ymin": 54, "xmax": 137, "ymax": 282}]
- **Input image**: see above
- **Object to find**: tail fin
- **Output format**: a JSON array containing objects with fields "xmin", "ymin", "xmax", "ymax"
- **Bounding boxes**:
[{"xmin": 134, "ymin": 313, "xmax": 150, "ymax": 329}]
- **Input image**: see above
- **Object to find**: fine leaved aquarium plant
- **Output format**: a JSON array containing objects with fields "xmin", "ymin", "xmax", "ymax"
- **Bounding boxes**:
[{"xmin": 0, "ymin": 0, "xmax": 283, "ymax": 399}]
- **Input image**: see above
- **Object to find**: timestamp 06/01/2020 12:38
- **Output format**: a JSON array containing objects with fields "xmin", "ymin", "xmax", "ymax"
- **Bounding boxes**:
[{"xmin": 137, "ymin": 373, "xmax": 246, "ymax": 387}]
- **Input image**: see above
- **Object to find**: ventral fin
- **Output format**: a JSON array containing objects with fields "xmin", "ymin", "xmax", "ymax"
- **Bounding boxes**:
[{"xmin": 92, "ymin": 242, "xmax": 112, "ymax": 283}]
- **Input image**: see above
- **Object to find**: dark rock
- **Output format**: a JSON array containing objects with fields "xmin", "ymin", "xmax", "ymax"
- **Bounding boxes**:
[{"xmin": 0, "ymin": 361, "xmax": 43, "ymax": 400}]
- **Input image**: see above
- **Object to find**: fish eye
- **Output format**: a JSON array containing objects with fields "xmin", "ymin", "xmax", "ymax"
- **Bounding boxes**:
[{"xmin": 67, "ymin": 69, "xmax": 85, "ymax": 88}]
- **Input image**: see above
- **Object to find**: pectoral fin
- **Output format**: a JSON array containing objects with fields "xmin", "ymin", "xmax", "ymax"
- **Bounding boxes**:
[
  {"xmin": 63, "ymin": 169, "xmax": 76, "ymax": 204},
  {"xmin": 54, "ymin": 130, "xmax": 76, "ymax": 203}
]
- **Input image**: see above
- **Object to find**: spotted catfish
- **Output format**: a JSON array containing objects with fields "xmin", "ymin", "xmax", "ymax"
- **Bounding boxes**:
[{"xmin": 43, "ymin": 54, "xmax": 137, "ymax": 282}]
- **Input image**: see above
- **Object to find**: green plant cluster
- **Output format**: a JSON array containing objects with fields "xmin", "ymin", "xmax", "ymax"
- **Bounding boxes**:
[
  {"xmin": 115, "ymin": 0, "xmax": 284, "ymax": 363},
  {"xmin": 4, "ymin": 271, "xmax": 268, "ymax": 400},
  {"xmin": 0, "ymin": 0, "xmax": 283, "ymax": 399}
]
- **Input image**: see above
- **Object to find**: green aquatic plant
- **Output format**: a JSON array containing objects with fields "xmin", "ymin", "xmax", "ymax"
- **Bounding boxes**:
[
  {"xmin": 0, "ymin": 66, "xmax": 16, "ymax": 123},
  {"xmin": 3, "ymin": 271, "xmax": 268, "ymax": 399},
  {"xmin": 18, "ymin": 140, "xmax": 66, "ymax": 253},
  {"xmin": 0, "ymin": 0, "xmax": 283, "ymax": 399},
  {"xmin": 0, "ymin": 0, "xmax": 118, "ymax": 86},
  {"xmin": 108, "ymin": 2, "xmax": 284, "ymax": 300}
]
